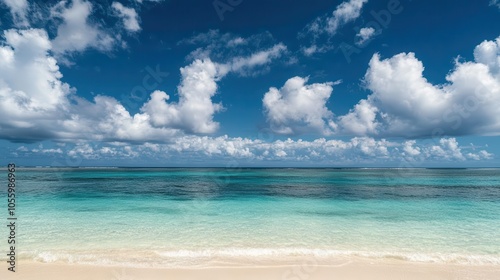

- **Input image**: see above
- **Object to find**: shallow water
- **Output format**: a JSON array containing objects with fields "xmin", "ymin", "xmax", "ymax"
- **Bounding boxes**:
[{"xmin": 2, "ymin": 168, "xmax": 500, "ymax": 267}]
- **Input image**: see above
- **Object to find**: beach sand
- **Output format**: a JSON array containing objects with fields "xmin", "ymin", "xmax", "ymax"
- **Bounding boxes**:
[{"xmin": 1, "ymin": 259, "xmax": 499, "ymax": 280}]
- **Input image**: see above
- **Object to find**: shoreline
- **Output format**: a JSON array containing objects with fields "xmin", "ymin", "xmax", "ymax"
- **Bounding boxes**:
[
  {"xmin": 9, "ymin": 248, "xmax": 500, "ymax": 267},
  {"xmin": 1, "ymin": 258, "xmax": 499, "ymax": 280}
]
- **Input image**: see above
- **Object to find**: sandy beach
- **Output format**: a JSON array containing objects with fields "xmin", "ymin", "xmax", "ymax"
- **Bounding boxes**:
[{"xmin": 1, "ymin": 259, "xmax": 499, "ymax": 280}]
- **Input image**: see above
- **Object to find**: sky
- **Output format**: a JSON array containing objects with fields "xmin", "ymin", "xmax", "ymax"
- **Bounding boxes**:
[{"xmin": 0, "ymin": 0, "xmax": 499, "ymax": 167}]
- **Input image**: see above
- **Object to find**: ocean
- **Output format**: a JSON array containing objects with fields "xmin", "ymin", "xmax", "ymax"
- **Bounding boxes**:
[{"xmin": 2, "ymin": 168, "xmax": 500, "ymax": 267}]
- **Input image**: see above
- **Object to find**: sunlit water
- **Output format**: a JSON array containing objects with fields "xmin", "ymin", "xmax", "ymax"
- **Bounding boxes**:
[{"xmin": 2, "ymin": 168, "xmax": 500, "ymax": 267}]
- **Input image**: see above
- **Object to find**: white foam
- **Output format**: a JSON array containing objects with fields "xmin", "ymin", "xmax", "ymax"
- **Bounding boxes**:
[{"xmin": 8, "ymin": 248, "xmax": 499, "ymax": 268}]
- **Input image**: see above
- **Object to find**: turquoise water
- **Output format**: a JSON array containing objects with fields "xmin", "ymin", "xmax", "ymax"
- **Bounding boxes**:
[{"xmin": 1, "ymin": 168, "xmax": 500, "ymax": 267}]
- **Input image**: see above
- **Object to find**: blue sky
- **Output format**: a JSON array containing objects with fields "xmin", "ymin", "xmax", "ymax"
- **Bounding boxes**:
[{"xmin": 0, "ymin": 0, "xmax": 499, "ymax": 167}]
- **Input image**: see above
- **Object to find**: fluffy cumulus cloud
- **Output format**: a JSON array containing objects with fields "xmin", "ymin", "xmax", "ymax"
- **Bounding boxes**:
[
  {"xmin": 266, "ymin": 36, "xmax": 500, "ymax": 139},
  {"xmin": 140, "ymin": 43, "xmax": 287, "ymax": 134},
  {"xmin": 334, "ymin": 36, "xmax": 500, "ymax": 137},
  {"xmin": 50, "ymin": 0, "xmax": 116, "ymax": 57},
  {"xmin": 402, "ymin": 140, "xmax": 421, "ymax": 158},
  {"xmin": 3, "ymin": 4, "xmax": 265, "ymax": 141},
  {"xmin": 141, "ymin": 59, "xmax": 224, "ymax": 134},
  {"xmin": 1, "ymin": 0, "xmax": 29, "ymax": 26},
  {"xmin": 0, "ymin": 27, "xmax": 176, "ymax": 142},
  {"xmin": 425, "ymin": 138, "xmax": 465, "ymax": 161},
  {"xmin": 337, "ymin": 99, "xmax": 379, "ymax": 135},
  {"xmin": 139, "ymin": 40, "xmax": 287, "ymax": 134},
  {"xmin": 112, "ymin": 2, "xmax": 141, "ymax": 32},
  {"xmin": 1, "ymin": 30, "xmax": 492, "ymax": 164},
  {"xmin": 60, "ymin": 95, "xmax": 179, "ymax": 142},
  {"xmin": 0, "ymin": 3, "xmax": 497, "ymax": 165},
  {"xmin": 0, "ymin": 28, "xmax": 167, "ymax": 143},
  {"xmin": 0, "ymin": 26, "xmax": 287, "ymax": 142},
  {"xmin": 263, "ymin": 77, "xmax": 337, "ymax": 135},
  {"xmin": 0, "ymin": 29, "xmax": 71, "ymax": 141}
]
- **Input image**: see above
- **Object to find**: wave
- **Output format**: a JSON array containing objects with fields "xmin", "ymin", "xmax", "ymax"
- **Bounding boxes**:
[{"xmin": 8, "ymin": 248, "xmax": 500, "ymax": 268}]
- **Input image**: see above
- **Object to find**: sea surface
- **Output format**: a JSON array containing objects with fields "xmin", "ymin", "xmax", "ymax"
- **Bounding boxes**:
[{"xmin": 1, "ymin": 168, "xmax": 500, "ymax": 267}]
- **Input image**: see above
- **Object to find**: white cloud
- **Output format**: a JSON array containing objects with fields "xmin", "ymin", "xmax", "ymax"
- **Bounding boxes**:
[
  {"xmin": 299, "ymin": 0, "xmax": 368, "ymax": 57},
  {"xmin": 141, "ymin": 45, "xmax": 287, "ymax": 134},
  {"xmin": 474, "ymin": 37, "xmax": 500, "ymax": 75},
  {"xmin": 0, "ymin": 28, "xmax": 175, "ymax": 142},
  {"xmin": 32, "ymin": 148, "xmax": 63, "ymax": 154},
  {"xmin": 169, "ymin": 135, "xmax": 255, "ymax": 158},
  {"xmin": 491, "ymin": 0, "xmax": 500, "ymax": 8},
  {"xmin": 180, "ymin": 30, "xmax": 273, "ymax": 48},
  {"xmin": 301, "ymin": 44, "xmax": 332, "ymax": 57},
  {"xmin": 350, "ymin": 137, "xmax": 390, "ymax": 157},
  {"xmin": 327, "ymin": 0, "xmax": 369, "ymax": 34},
  {"xmin": 0, "ymin": 27, "xmax": 285, "ymax": 143},
  {"xmin": 0, "ymin": 29, "xmax": 175, "ymax": 143},
  {"xmin": 426, "ymin": 138, "xmax": 465, "ymax": 161},
  {"xmin": 263, "ymin": 77, "xmax": 336, "ymax": 135},
  {"xmin": 6, "ymin": 29, "xmax": 498, "ymax": 146},
  {"xmin": 0, "ymin": 28, "xmax": 71, "ymax": 141},
  {"xmin": 180, "ymin": 30, "xmax": 287, "ymax": 76},
  {"xmin": 466, "ymin": 150, "xmax": 493, "ymax": 160},
  {"xmin": 302, "ymin": 45, "xmax": 318, "ymax": 56},
  {"xmin": 1, "ymin": 0, "xmax": 29, "ymax": 26},
  {"xmin": 225, "ymin": 43, "xmax": 287, "ymax": 76},
  {"xmin": 16, "ymin": 146, "xmax": 28, "ymax": 152},
  {"xmin": 51, "ymin": 0, "xmax": 116, "ymax": 57},
  {"xmin": 112, "ymin": 2, "xmax": 141, "ymax": 32},
  {"xmin": 99, "ymin": 146, "xmax": 117, "ymax": 155},
  {"xmin": 0, "ymin": 29, "xmax": 69, "ymax": 110},
  {"xmin": 334, "ymin": 36, "xmax": 500, "ymax": 137},
  {"xmin": 141, "ymin": 59, "xmax": 224, "ymax": 134},
  {"xmin": 227, "ymin": 37, "xmax": 246, "ymax": 47},
  {"xmin": 67, "ymin": 143, "xmax": 95, "ymax": 159},
  {"xmin": 356, "ymin": 27, "xmax": 376, "ymax": 45},
  {"xmin": 22, "ymin": 136, "xmax": 491, "ymax": 164},
  {"xmin": 62, "ymin": 95, "xmax": 180, "ymax": 142},
  {"xmin": 286, "ymin": 36, "xmax": 500, "ymax": 138},
  {"xmin": 1, "ymin": 20, "xmax": 497, "ymax": 166},
  {"xmin": 337, "ymin": 99, "xmax": 379, "ymax": 135},
  {"xmin": 305, "ymin": 0, "xmax": 368, "ymax": 36},
  {"xmin": 402, "ymin": 140, "xmax": 421, "ymax": 157}
]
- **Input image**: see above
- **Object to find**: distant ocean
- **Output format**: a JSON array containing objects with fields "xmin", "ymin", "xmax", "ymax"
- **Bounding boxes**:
[{"xmin": 2, "ymin": 168, "xmax": 500, "ymax": 267}]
